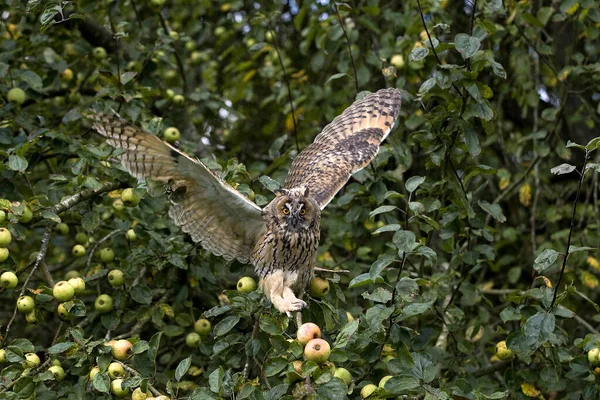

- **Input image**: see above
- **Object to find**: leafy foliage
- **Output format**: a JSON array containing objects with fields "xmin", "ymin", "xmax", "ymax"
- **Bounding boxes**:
[{"xmin": 1, "ymin": 0, "xmax": 600, "ymax": 399}]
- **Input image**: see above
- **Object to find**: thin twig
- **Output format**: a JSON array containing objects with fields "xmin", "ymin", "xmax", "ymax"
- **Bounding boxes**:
[
  {"xmin": 334, "ymin": 3, "xmax": 359, "ymax": 95},
  {"xmin": 268, "ymin": 27, "xmax": 299, "ymax": 153},
  {"xmin": 243, "ymin": 318, "xmax": 261, "ymax": 380},
  {"xmin": 550, "ymin": 151, "xmax": 589, "ymax": 309},
  {"xmin": 157, "ymin": 12, "xmax": 187, "ymax": 92}
]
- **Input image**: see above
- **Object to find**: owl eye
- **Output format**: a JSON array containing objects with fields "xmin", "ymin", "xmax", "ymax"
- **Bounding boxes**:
[
  {"xmin": 282, "ymin": 207, "xmax": 290, "ymax": 215},
  {"xmin": 299, "ymin": 208, "xmax": 306, "ymax": 216}
]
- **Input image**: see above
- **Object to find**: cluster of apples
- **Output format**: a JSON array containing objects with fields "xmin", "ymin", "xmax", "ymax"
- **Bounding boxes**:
[
  {"xmin": 185, "ymin": 317, "xmax": 211, "ymax": 349},
  {"xmin": 0, "ymin": 350, "xmax": 66, "ymax": 383}
]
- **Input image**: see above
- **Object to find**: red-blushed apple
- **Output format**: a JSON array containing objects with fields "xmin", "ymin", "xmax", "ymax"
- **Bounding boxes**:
[
  {"xmin": 304, "ymin": 338, "xmax": 331, "ymax": 364},
  {"xmin": 111, "ymin": 339, "xmax": 133, "ymax": 361},
  {"xmin": 297, "ymin": 322, "xmax": 321, "ymax": 346}
]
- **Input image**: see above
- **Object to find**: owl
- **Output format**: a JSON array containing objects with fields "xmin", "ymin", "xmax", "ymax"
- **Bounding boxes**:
[{"xmin": 89, "ymin": 88, "xmax": 402, "ymax": 315}]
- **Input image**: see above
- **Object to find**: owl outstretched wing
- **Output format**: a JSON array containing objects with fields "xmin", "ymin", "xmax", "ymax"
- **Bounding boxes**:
[
  {"xmin": 284, "ymin": 88, "xmax": 402, "ymax": 210},
  {"xmin": 88, "ymin": 112, "xmax": 266, "ymax": 264}
]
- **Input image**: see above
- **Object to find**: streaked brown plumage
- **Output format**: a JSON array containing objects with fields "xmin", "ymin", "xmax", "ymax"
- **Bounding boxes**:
[{"xmin": 89, "ymin": 88, "xmax": 402, "ymax": 315}]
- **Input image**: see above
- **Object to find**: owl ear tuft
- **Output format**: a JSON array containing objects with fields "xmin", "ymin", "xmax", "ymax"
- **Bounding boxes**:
[
  {"xmin": 274, "ymin": 188, "xmax": 289, "ymax": 197},
  {"xmin": 302, "ymin": 186, "xmax": 310, "ymax": 197}
]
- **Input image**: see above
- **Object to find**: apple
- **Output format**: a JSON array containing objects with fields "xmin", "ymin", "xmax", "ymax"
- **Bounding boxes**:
[
  {"xmin": 111, "ymin": 378, "xmax": 129, "ymax": 397},
  {"xmin": 111, "ymin": 339, "xmax": 133, "ymax": 361},
  {"xmin": 23, "ymin": 352, "xmax": 40, "ymax": 368},
  {"xmin": 0, "ymin": 210, "xmax": 5, "ymax": 223},
  {"xmin": 126, "ymin": 229, "xmax": 137, "ymax": 241},
  {"xmin": 297, "ymin": 323, "xmax": 321, "ymax": 346},
  {"xmin": 304, "ymin": 338, "xmax": 331, "ymax": 364},
  {"xmin": 68, "ymin": 277, "xmax": 85, "ymax": 294},
  {"xmin": 121, "ymin": 188, "xmax": 140, "ymax": 207},
  {"xmin": 172, "ymin": 94, "xmax": 185, "ymax": 107},
  {"xmin": 1, "ymin": 271, "xmax": 18, "ymax": 289},
  {"xmin": 185, "ymin": 40, "xmax": 195, "ymax": 51},
  {"xmin": 17, "ymin": 296, "xmax": 35, "ymax": 313},
  {"xmin": 56, "ymin": 223, "xmax": 69, "ymax": 235},
  {"xmin": 95, "ymin": 294, "xmax": 113, "ymax": 313},
  {"xmin": 132, "ymin": 388, "xmax": 149, "ymax": 400},
  {"xmin": 0, "ymin": 248, "xmax": 8, "ymax": 263},
  {"xmin": 236, "ymin": 276, "xmax": 257, "ymax": 293},
  {"xmin": 57, "ymin": 303, "xmax": 70, "ymax": 320},
  {"xmin": 65, "ymin": 270, "xmax": 79, "ymax": 280},
  {"xmin": 100, "ymin": 247, "xmax": 115, "ymax": 263},
  {"xmin": 0, "ymin": 349, "xmax": 6, "ymax": 363},
  {"xmin": 194, "ymin": 318, "xmax": 211, "ymax": 335},
  {"xmin": 168, "ymin": 31, "xmax": 180, "ymax": 40},
  {"xmin": 19, "ymin": 205, "xmax": 33, "ymax": 223},
  {"xmin": 93, "ymin": 46, "xmax": 107, "ymax": 60},
  {"xmin": 360, "ymin": 383, "xmax": 378, "ymax": 398},
  {"xmin": 309, "ymin": 277, "xmax": 330, "ymax": 298},
  {"xmin": 89, "ymin": 366, "xmax": 100, "ymax": 380},
  {"xmin": 72, "ymin": 244, "xmax": 86, "ymax": 258},
  {"xmin": 49, "ymin": 365, "xmax": 65, "ymax": 381},
  {"xmin": 589, "ymin": 348, "xmax": 600, "ymax": 366},
  {"xmin": 25, "ymin": 310, "xmax": 38, "ymax": 324},
  {"xmin": 127, "ymin": 61, "xmax": 142, "ymax": 72},
  {"xmin": 108, "ymin": 361, "xmax": 125, "ymax": 379},
  {"xmin": 53, "ymin": 280, "xmax": 75, "ymax": 302},
  {"xmin": 164, "ymin": 127, "xmax": 180, "ymax": 144},
  {"xmin": 495, "ymin": 341, "xmax": 513, "ymax": 360},
  {"xmin": 379, "ymin": 375, "xmax": 393, "ymax": 388},
  {"xmin": 0, "ymin": 228, "xmax": 12, "ymax": 246},
  {"xmin": 75, "ymin": 232, "xmax": 88, "ymax": 245},
  {"xmin": 390, "ymin": 54, "xmax": 405, "ymax": 69},
  {"xmin": 186, "ymin": 332, "xmax": 202, "ymax": 348},
  {"xmin": 60, "ymin": 68, "xmax": 74, "ymax": 82},
  {"xmin": 7, "ymin": 87, "xmax": 26, "ymax": 105},
  {"xmin": 156, "ymin": 396, "xmax": 170, "ymax": 400},
  {"xmin": 149, "ymin": 0, "xmax": 165, "ymax": 11},
  {"xmin": 108, "ymin": 269, "xmax": 124, "ymax": 286},
  {"xmin": 334, "ymin": 367, "xmax": 352, "ymax": 386}
]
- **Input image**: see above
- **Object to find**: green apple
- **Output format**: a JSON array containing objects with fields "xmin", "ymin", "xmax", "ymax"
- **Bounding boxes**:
[
  {"xmin": 19, "ymin": 206, "xmax": 33, "ymax": 223},
  {"xmin": 49, "ymin": 365, "xmax": 65, "ymax": 381},
  {"xmin": 309, "ymin": 277, "xmax": 330, "ymax": 298},
  {"xmin": 23, "ymin": 353, "xmax": 40, "ymax": 368},
  {"xmin": 0, "ymin": 248, "xmax": 8, "ymax": 262},
  {"xmin": 60, "ymin": 68, "xmax": 74, "ymax": 82},
  {"xmin": 297, "ymin": 322, "xmax": 321, "ymax": 346},
  {"xmin": 360, "ymin": 383, "xmax": 378, "ymax": 398},
  {"xmin": 236, "ymin": 276, "xmax": 257, "ymax": 293},
  {"xmin": 100, "ymin": 248, "xmax": 115, "ymax": 263},
  {"xmin": 126, "ymin": 229, "xmax": 137, "ymax": 241},
  {"xmin": 0, "ymin": 228, "xmax": 12, "ymax": 246},
  {"xmin": 111, "ymin": 378, "xmax": 129, "ymax": 397},
  {"xmin": 7, "ymin": 87, "xmax": 26, "ymax": 105},
  {"xmin": 121, "ymin": 188, "xmax": 140, "ymax": 207},
  {"xmin": 88, "ymin": 366, "xmax": 100, "ymax": 380},
  {"xmin": 25, "ymin": 310, "xmax": 38, "ymax": 324},
  {"xmin": 72, "ymin": 244, "xmax": 86, "ymax": 258},
  {"xmin": 65, "ymin": 270, "xmax": 80, "ymax": 280},
  {"xmin": 17, "ymin": 296, "xmax": 35, "ymax": 313},
  {"xmin": 113, "ymin": 199, "xmax": 125, "ymax": 210},
  {"xmin": 194, "ymin": 318, "xmax": 211, "ymax": 335},
  {"xmin": 495, "ymin": 340, "xmax": 513, "ymax": 360},
  {"xmin": 53, "ymin": 280, "xmax": 75, "ymax": 302},
  {"xmin": 93, "ymin": 47, "xmax": 107, "ymax": 60},
  {"xmin": 111, "ymin": 339, "xmax": 132, "ymax": 361},
  {"xmin": 56, "ymin": 223, "xmax": 69, "ymax": 235},
  {"xmin": 0, "ymin": 349, "xmax": 6, "ymax": 363},
  {"xmin": 186, "ymin": 332, "xmax": 201, "ymax": 348},
  {"xmin": 334, "ymin": 367, "xmax": 352, "ymax": 386},
  {"xmin": 172, "ymin": 94, "xmax": 185, "ymax": 107},
  {"xmin": 95, "ymin": 294, "xmax": 113, "ymax": 313},
  {"xmin": 67, "ymin": 277, "xmax": 86, "ymax": 294},
  {"xmin": 304, "ymin": 338, "xmax": 331, "ymax": 364},
  {"xmin": 132, "ymin": 387, "xmax": 149, "ymax": 400},
  {"xmin": 1, "ymin": 271, "xmax": 18, "ymax": 289},
  {"xmin": 390, "ymin": 54, "xmax": 405, "ymax": 69},
  {"xmin": 0, "ymin": 210, "xmax": 5, "ymax": 223},
  {"xmin": 57, "ymin": 303, "xmax": 70, "ymax": 320},
  {"xmin": 75, "ymin": 232, "xmax": 88, "ymax": 245},
  {"xmin": 164, "ymin": 127, "xmax": 180, "ymax": 143},
  {"xmin": 108, "ymin": 361, "xmax": 125, "ymax": 379},
  {"xmin": 108, "ymin": 269, "xmax": 124, "ymax": 286},
  {"xmin": 589, "ymin": 347, "xmax": 600, "ymax": 366},
  {"xmin": 169, "ymin": 31, "xmax": 180, "ymax": 40}
]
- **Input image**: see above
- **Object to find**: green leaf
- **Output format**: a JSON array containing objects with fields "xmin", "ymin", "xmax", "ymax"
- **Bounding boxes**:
[
  {"xmin": 148, "ymin": 332, "xmax": 162, "ymax": 366},
  {"xmin": 477, "ymin": 200, "xmax": 506, "ymax": 223},
  {"xmin": 47, "ymin": 341, "xmax": 76, "ymax": 354},
  {"xmin": 405, "ymin": 176, "xmax": 425, "ymax": 193},
  {"xmin": 213, "ymin": 315, "xmax": 240, "ymax": 337},
  {"xmin": 369, "ymin": 205, "xmax": 398, "ymax": 218},
  {"xmin": 463, "ymin": 124, "xmax": 481, "ymax": 157},
  {"xmin": 348, "ymin": 273, "xmax": 385, "ymax": 288},
  {"xmin": 334, "ymin": 320, "xmax": 359, "ymax": 349},
  {"xmin": 533, "ymin": 249, "xmax": 559, "ymax": 273},
  {"xmin": 569, "ymin": 245, "xmax": 596, "ymax": 253},
  {"xmin": 393, "ymin": 230, "xmax": 416, "ymax": 252},
  {"xmin": 259, "ymin": 175, "xmax": 281, "ymax": 192},
  {"xmin": 417, "ymin": 77, "xmax": 436, "ymax": 96},
  {"xmin": 259, "ymin": 314, "xmax": 287, "ymax": 335},
  {"xmin": 325, "ymin": 72, "xmax": 350, "ymax": 84},
  {"xmin": 19, "ymin": 70, "xmax": 43, "ymax": 90},
  {"xmin": 383, "ymin": 375, "xmax": 421, "ymax": 394},
  {"xmin": 175, "ymin": 356, "xmax": 191, "ymax": 381},
  {"xmin": 454, "ymin": 33, "xmax": 481, "ymax": 59},
  {"xmin": 409, "ymin": 47, "xmax": 429, "ymax": 61},
  {"xmin": 208, "ymin": 367, "xmax": 224, "ymax": 394},
  {"xmin": 8, "ymin": 155, "xmax": 28, "ymax": 172},
  {"xmin": 550, "ymin": 163, "xmax": 576, "ymax": 175},
  {"xmin": 524, "ymin": 311, "xmax": 555, "ymax": 347},
  {"xmin": 130, "ymin": 285, "xmax": 153, "ymax": 304},
  {"xmin": 464, "ymin": 101, "xmax": 494, "ymax": 121},
  {"xmin": 362, "ymin": 287, "xmax": 393, "ymax": 303},
  {"xmin": 372, "ymin": 224, "xmax": 401, "ymax": 234},
  {"xmin": 265, "ymin": 357, "xmax": 288, "ymax": 377},
  {"xmin": 92, "ymin": 372, "xmax": 111, "ymax": 393},
  {"xmin": 120, "ymin": 71, "xmax": 137, "ymax": 85}
]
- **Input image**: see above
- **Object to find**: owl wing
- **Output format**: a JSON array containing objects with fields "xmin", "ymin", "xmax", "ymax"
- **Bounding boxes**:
[
  {"xmin": 88, "ymin": 112, "xmax": 266, "ymax": 264},
  {"xmin": 284, "ymin": 88, "xmax": 402, "ymax": 210}
]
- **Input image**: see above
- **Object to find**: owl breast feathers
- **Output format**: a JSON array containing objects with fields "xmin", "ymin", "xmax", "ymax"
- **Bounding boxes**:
[{"xmin": 89, "ymin": 88, "xmax": 402, "ymax": 314}]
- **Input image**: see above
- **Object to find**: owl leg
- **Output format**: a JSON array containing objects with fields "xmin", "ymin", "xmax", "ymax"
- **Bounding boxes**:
[{"xmin": 260, "ymin": 271, "xmax": 307, "ymax": 317}]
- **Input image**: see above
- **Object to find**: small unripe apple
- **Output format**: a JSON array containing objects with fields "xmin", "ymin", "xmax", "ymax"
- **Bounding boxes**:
[
  {"xmin": 390, "ymin": 54, "xmax": 405, "ymax": 69},
  {"xmin": 23, "ymin": 353, "xmax": 40, "ymax": 368},
  {"xmin": 108, "ymin": 361, "xmax": 125, "ymax": 379},
  {"xmin": 0, "ymin": 248, "xmax": 8, "ymax": 262},
  {"xmin": 121, "ymin": 188, "xmax": 140, "ymax": 207},
  {"xmin": 111, "ymin": 339, "xmax": 133, "ymax": 361},
  {"xmin": 65, "ymin": 270, "xmax": 79, "ymax": 280},
  {"xmin": 72, "ymin": 244, "xmax": 86, "ymax": 257},
  {"xmin": 25, "ymin": 310, "xmax": 38, "ymax": 324},
  {"xmin": 194, "ymin": 318, "xmax": 211, "ymax": 335},
  {"xmin": 60, "ymin": 68, "xmax": 74, "ymax": 82},
  {"xmin": 108, "ymin": 269, "xmax": 124, "ymax": 286},
  {"xmin": 360, "ymin": 383, "xmax": 378, "ymax": 398},
  {"xmin": 185, "ymin": 40, "xmax": 195, "ymax": 51},
  {"xmin": 19, "ymin": 206, "xmax": 33, "ymax": 223},
  {"xmin": 126, "ymin": 229, "xmax": 137, "ymax": 241},
  {"xmin": 56, "ymin": 223, "xmax": 69, "ymax": 235},
  {"xmin": 113, "ymin": 199, "xmax": 125, "ymax": 210},
  {"xmin": 186, "ymin": 332, "xmax": 202, "ymax": 348},
  {"xmin": 236, "ymin": 276, "xmax": 257, "ymax": 293},
  {"xmin": 172, "ymin": 94, "xmax": 185, "ymax": 107},
  {"xmin": 169, "ymin": 31, "xmax": 180, "ymax": 40},
  {"xmin": 1, "ymin": 271, "xmax": 18, "ymax": 289},
  {"xmin": 164, "ymin": 127, "xmax": 180, "ymax": 143},
  {"xmin": 7, "ymin": 87, "xmax": 26, "ymax": 105},
  {"xmin": 89, "ymin": 366, "xmax": 100, "ymax": 380},
  {"xmin": 0, "ymin": 228, "xmax": 12, "ymax": 246},
  {"xmin": 297, "ymin": 323, "xmax": 321, "ymax": 346},
  {"xmin": 0, "ymin": 349, "xmax": 6, "ymax": 363},
  {"xmin": 67, "ymin": 277, "xmax": 85, "ymax": 294},
  {"xmin": 95, "ymin": 294, "xmax": 113, "ymax": 313},
  {"xmin": 149, "ymin": 0, "xmax": 165, "ymax": 11},
  {"xmin": 155, "ymin": 396, "xmax": 170, "ymax": 400},
  {"xmin": 111, "ymin": 378, "xmax": 129, "ymax": 397},
  {"xmin": 309, "ymin": 277, "xmax": 330, "ymax": 298},
  {"xmin": 334, "ymin": 367, "xmax": 352, "ymax": 386},
  {"xmin": 75, "ymin": 232, "xmax": 88, "ymax": 245},
  {"xmin": 93, "ymin": 47, "xmax": 107, "ymax": 60},
  {"xmin": 0, "ymin": 210, "xmax": 5, "ymax": 223},
  {"xmin": 495, "ymin": 341, "xmax": 513, "ymax": 360},
  {"xmin": 49, "ymin": 365, "xmax": 65, "ymax": 381},
  {"xmin": 304, "ymin": 338, "xmax": 331, "ymax": 364},
  {"xmin": 132, "ymin": 387, "xmax": 149, "ymax": 400},
  {"xmin": 53, "ymin": 280, "xmax": 75, "ymax": 302},
  {"xmin": 589, "ymin": 347, "xmax": 600, "ymax": 366},
  {"xmin": 17, "ymin": 296, "xmax": 35, "ymax": 313},
  {"xmin": 100, "ymin": 248, "xmax": 115, "ymax": 263},
  {"xmin": 57, "ymin": 303, "xmax": 71, "ymax": 320}
]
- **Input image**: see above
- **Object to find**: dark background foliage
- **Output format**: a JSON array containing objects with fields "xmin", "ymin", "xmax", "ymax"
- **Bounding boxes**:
[{"xmin": 1, "ymin": 0, "xmax": 600, "ymax": 398}]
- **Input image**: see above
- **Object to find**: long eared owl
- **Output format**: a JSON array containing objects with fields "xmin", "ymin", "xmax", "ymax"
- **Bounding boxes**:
[{"xmin": 89, "ymin": 88, "xmax": 402, "ymax": 315}]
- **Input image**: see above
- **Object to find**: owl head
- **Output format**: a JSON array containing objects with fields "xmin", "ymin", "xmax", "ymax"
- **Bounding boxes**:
[{"xmin": 264, "ymin": 186, "xmax": 319, "ymax": 230}]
